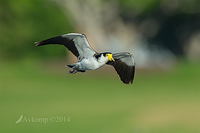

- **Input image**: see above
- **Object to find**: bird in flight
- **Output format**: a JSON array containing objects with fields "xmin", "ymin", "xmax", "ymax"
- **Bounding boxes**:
[{"xmin": 35, "ymin": 33, "xmax": 135, "ymax": 84}]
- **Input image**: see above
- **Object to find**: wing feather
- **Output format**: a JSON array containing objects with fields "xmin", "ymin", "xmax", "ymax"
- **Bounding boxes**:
[
  {"xmin": 35, "ymin": 33, "xmax": 96, "ymax": 60},
  {"xmin": 107, "ymin": 52, "xmax": 135, "ymax": 84}
]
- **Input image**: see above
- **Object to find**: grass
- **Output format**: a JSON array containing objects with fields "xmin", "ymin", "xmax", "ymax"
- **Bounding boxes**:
[{"xmin": 0, "ymin": 59, "xmax": 200, "ymax": 133}]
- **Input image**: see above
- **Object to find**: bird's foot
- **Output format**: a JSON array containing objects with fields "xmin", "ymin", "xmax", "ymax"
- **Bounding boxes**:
[{"xmin": 68, "ymin": 69, "xmax": 77, "ymax": 74}]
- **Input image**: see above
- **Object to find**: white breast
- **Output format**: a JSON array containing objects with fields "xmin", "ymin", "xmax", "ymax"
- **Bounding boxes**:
[{"xmin": 80, "ymin": 56, "xmax": 108, "ymax": 70}]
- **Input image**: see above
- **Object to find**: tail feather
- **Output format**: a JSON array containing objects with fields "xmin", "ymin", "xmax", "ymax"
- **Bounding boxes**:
[
  {"xmin": 66, "ymin": 64, "xmax": 86, "ymax": 73},
  {"xmin": 66, "ymin": 64, "xmax": 75, "ymax": 68}
]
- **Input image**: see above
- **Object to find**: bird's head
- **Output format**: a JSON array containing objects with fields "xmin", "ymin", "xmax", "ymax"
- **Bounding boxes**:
[{"xmin": 103, "ymin": 52, "xmax": 115, "ymax": 62}]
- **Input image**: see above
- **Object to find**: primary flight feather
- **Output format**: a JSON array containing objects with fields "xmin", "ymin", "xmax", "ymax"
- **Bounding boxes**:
[{"xmin": 35, "ymin": 33, "xmax": 135, "ymax": 84}]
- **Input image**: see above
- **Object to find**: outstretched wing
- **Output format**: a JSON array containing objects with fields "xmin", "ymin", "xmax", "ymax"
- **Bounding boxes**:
[
  {"xmin": 35, "ymin": 33, "xmax": 96, "ymax": 60},
  {"xmin": 107, "ymin": 52, "xmax": 135, "ymax": 84}
]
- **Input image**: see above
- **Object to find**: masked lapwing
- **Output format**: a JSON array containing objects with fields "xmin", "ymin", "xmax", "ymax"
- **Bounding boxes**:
[{"xmin": 35, "ymin": 33, "xmax": 135, "ymax": 84}]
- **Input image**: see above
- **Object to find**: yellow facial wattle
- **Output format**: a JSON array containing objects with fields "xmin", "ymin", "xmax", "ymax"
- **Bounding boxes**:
[{"xmin": 106, "ymin": 54, "xmax": 115, "ymax": 61}]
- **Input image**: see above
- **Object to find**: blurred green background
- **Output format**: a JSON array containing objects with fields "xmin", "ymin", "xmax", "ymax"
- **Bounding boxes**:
[{"xmin": 0, "ymin": 0, "xmax": 200, "ymax": 133}]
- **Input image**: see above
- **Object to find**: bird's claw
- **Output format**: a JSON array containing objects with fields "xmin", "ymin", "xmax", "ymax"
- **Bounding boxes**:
[{"xmin": 68, "ymin": 69, "xmax": 77, "ymax": 74}]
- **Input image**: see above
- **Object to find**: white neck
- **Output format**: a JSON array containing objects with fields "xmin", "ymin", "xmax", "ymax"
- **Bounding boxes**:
[{"xmin": 97, "ymin": 54, "xmax": 109, "ymax": 64}]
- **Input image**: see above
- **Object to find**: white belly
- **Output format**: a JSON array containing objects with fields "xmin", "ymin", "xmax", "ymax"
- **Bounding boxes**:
[{"xmin": 80, "ymin": 58, "xmax": 105, "ymax": 70}]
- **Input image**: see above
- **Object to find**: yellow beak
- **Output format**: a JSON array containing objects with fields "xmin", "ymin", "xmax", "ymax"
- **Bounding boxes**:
[{"xmin": 106, "ymin": 54, "xmax": 115, "ymax": 61}]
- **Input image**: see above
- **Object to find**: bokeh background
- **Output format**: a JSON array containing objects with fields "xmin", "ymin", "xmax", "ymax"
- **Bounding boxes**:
[{"xmin": 0, "ymin": 0, "xmax": 200, "ymax": 133}]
